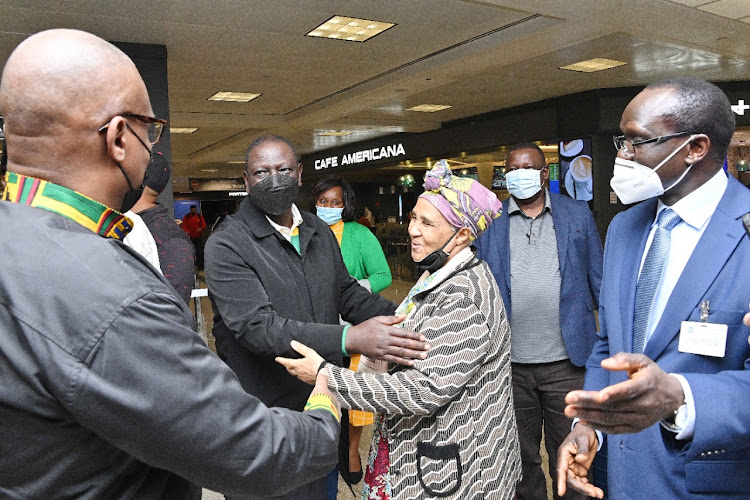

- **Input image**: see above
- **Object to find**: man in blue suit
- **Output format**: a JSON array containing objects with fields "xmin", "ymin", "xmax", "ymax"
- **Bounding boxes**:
[
  {"xmin": 476, "ymin": 142, "xmax": 603, "ymax": 500},
  {"xmin": 558, "ymin": 77, "xmax": 750, "ymax": 499}
]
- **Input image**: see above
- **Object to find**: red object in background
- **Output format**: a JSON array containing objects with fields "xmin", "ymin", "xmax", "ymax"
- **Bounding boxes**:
[
  {"xmin": 181, "ymin": 212, "xmax": 206, "ymax": 238},
  {"xmin": 357, "ymin": 216, "xmax": 372, "ymax": 228}
]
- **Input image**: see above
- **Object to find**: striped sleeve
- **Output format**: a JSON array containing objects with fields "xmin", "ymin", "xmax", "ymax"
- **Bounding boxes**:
[{"xmin": 328, "ymin": 298, "xmax": 490, "ymax": 416}]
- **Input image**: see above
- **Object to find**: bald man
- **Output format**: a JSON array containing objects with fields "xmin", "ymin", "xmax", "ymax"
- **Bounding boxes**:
[{"xmin": 0, "ymin": 29, "xmax": 339, "ymax": 498}]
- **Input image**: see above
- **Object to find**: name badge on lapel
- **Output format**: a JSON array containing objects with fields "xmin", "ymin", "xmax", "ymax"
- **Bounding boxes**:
[{"xmin": 678, "ymin": 301, "xmax": 727, "ymax": 358}]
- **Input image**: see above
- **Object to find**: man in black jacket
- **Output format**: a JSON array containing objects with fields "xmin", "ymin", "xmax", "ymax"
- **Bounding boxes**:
[{"xmin": 205, "ymin": 133, "xmax": 430, "ymax": 499}]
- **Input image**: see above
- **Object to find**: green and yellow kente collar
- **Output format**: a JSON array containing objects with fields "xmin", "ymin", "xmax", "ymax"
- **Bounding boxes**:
[{"xmin": 2, "ymin": 171, "xmax": 134, "ymax": 240}]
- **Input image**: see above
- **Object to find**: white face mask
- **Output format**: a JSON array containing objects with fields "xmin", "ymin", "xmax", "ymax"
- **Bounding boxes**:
[
  {"xmin": 506, "ymin": 168, "xmax": 542, "ymax": 200},
  {"xmin": 610, "ymin": 135, "xmax": 696, "ymax": 205}
]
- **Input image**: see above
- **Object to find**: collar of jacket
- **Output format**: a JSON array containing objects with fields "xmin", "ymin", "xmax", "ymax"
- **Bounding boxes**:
[
  {"xmin": 2, "ymin": 171, "xmax": 134, "ymax": 240},
  {"xmin": 238, "ymin": 196, "xmax": 316, "ymax": 240}
]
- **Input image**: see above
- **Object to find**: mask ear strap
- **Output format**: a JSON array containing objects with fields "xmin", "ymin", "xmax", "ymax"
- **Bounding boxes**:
[{"xmin": 659, "ymin": 135, "xmax": 697, "ymax": 192}]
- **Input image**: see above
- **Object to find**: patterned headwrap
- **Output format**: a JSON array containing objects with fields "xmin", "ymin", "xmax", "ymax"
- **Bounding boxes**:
[{"xmin": 418, "ymin": 160, "xmax": 502, "ymax": 240}]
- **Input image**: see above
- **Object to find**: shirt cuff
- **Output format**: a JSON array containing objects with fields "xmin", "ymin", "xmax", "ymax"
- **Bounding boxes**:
[
  {"xmin": 341, "ymin": 326, "xmax": 350, "ymax": 357},
  {"xmin": 659, "ymin": 374, "xmax": 695, "ymax": 440},
  {"xmin": 572, "ymin": 418, "xmax": 604, "ymax": 452}
]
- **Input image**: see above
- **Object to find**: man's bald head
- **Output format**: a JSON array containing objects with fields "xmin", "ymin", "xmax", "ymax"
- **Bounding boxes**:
[
  {"xmin": 0, "ymin": 29, "xmax": 144, "ymax": 140},
  {"xmin": 0, "ymin": 29, "xmax": 156, "ymax": 208}
]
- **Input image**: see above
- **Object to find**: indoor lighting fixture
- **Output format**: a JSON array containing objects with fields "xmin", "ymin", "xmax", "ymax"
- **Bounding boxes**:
[
  {"xmin": 306, "ymin": 16, "xmax": 395, "ymax": 43},
  {"xmin": 560, "ymin": 58, "xmax": 627, "ymax": 73},
  {"xmin": 170, "ymin": 127, "xmax": 198, "ymax": 134},
  {"xmin": 407, "ymin": 104, "xmax": 453, "ymax": 113},
  {"xmin": 227, "ymin": 160, "xmax": 246, "ymax": 164},
  {"xmin": 208, "ymin": 91, "xmax": 261, "ymax": 102},
  {"xmin": 200, "ymin": 169, "xmax": 218, "ymax": 173},
  {"xmin": 317, "ymin": 130, "xmax": 354, "ymax": 137}
]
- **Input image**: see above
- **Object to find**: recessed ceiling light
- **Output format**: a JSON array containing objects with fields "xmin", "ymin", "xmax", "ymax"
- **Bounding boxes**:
[
  {"xmin": 306, "ymin": 16, "xmax": 395, "ymax": 43},
  {"xmin": 170, "ymin": 127, "xmax": 198, "ymax": 134},
  {"xmin": 208, "ymin": 91, "xmax": 261, "ymax": 102},
  {"xmin": 201, "ymin": 169, "xmax": 218, "ymax": 173},
  {"xmin": 227, "ymin": 161, "xmax": 246, "ymax": 164},
  {"xmin": 407, "ymin": 104, "xmax": 453, "ymax": 113},
  {"xmin": 559, "ymin": 58, "xmax": 627, "ymax": 73},
  {"xmin": 317, "ymin": 130, "xmax": 354, "ymax": 137}
]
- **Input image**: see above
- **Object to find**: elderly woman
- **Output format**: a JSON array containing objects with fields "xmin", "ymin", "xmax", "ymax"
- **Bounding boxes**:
[{"xmin": 278, "ymin": 161, "xmax": 521, "ymax": 499}]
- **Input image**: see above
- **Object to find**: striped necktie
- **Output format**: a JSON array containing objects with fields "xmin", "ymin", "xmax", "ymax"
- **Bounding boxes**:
[{"xmin": 632, "ymin": 208, "xmax": 682, "ymax": 353}]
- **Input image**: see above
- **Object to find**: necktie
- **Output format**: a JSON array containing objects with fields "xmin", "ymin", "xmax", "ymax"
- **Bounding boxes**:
[{"xmin": 632, "ymin": 208, "xmax": 682, "ymax": 353}]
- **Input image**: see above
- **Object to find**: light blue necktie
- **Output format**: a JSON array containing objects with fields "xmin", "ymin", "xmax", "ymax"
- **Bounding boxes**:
[{"xmin": 632, "ymin": 208, "xmax": 682, "ymax": 353}]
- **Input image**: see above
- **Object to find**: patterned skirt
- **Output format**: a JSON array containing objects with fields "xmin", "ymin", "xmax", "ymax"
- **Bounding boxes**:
[{"xmin": 361, "ymin": 415, "xmax": 391, "ymax": 500}]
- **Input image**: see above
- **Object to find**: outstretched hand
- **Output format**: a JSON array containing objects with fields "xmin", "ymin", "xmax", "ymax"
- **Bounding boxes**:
[
  {"xmin": 556, "ymin": 423, "xmax": 602, "ymax": 499},
  {"xmin": 276, "ymin": 340, "xmax": 325, "ymax": 385},
  {"xmin": 346, "ymin": 315, "xmax": 430, "ymax": 366},
  {"xmin": 563, "ymin": 353, "xmax": 684, "ymax": 434}
]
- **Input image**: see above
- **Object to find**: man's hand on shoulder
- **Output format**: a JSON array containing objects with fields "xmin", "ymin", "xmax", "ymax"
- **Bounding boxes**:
[
  {"xmin": 563, "ymin": 353, "xmax": 684, "ymax": 434},
  {"xmin": 346, "ymin": 315, "xmax": 429, "ymax": 366}
]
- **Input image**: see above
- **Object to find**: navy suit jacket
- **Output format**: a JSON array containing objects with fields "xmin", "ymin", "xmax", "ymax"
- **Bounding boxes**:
[
  {"xmin": 475, "ymin": 191, "xmax": 603, "ymax": 366},
  {"xmin": 585, "ymin": 175, "xmax": 750, "ymax": 497}
]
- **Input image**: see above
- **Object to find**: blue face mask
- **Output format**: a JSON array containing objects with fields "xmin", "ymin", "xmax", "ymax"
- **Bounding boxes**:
[
  {"xmin": 316, "ymin": 206, "xmax": 344, "ymax": 225},
  {"xmin": 505, "ymin": 168, "xmax": 542, "ymax": 200}
]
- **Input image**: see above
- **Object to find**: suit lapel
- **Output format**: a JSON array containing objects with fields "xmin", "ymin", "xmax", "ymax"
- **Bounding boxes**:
[
  {"xmin": 499, "ymin": 200, "xmax": 511, "ymax": 291},
  {"xmin": 550, "ymin": 195, "xmax": 569, "ymax": 274},
  {"xmin": 645, "ymin": 179, "xmax": 748, "ymax": 360}
]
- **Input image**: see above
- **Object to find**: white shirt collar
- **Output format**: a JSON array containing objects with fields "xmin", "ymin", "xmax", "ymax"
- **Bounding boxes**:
[
  {"xmin": 656, "ymin": 169, "xmax": 727, "ymax": 230},
  {"xmin": 266, "ymin": 204, "xmax": 303, "ymax": 241}
]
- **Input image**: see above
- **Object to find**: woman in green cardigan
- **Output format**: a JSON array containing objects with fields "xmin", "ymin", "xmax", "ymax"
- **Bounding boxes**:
[{"xmin": 311, "ymin": 175, "xmax": 392, "ymax": 486}]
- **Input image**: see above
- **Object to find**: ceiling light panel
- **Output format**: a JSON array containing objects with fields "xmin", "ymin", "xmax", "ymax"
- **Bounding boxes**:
[
  {"xmin": 559, "ymin": 58, "xmax": 627, "ymax": 73},
  {"xmin": 317, "ymin": 130, "xmax": 354, "ymax": 136},
  {"xmin": 170, "ymin": 127, "xmax": 198, "ymax": 134},
  {"xmin": 306, "ymin": 16, "xmax": 395, "ymax": 42},
  {"xmin": 407, "ymin": 104, "xmax": 453, "ymax": 112},
  {"xmin": 208, "ymin": 91, "xmax": 261, "ymax": 102}
]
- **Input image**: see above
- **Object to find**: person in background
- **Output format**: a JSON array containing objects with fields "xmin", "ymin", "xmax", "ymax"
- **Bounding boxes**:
[
  {"xmin": 204, "ymin": 133, "xmax": 430, "ymax": 500},
  {"xmin": 311, "ymin": 175, "xmax": 393, "ymax": 486},
  {"xmin": 129, "ymin": 151, "xmax": 196, "ymax": 304},
  {"xmin": 363, "ymin": 205, "xmax": 375, "ymax": 227},
  {"xmin": 0, "ymin": 28, "xmax": 339, "ymax": 499},
  {"xmin": 557, "ymin": 77, "xmax": 750, "ymax": 499},
  {"xmin": 280, "ymin": 160, "xmax": 521, "ymax": 500},
  {"xmin": 182, "ymin": 204, "xmax": 206, "ymax": 268},
  {"xmin": 475, "ymin": 142, "xmax": 602, "ymax": 500}
]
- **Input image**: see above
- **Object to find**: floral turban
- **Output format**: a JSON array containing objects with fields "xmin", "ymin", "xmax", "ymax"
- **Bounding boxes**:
[{"xmin": 418, "ymin": 160, "xmax": 502, "ymax": 240}]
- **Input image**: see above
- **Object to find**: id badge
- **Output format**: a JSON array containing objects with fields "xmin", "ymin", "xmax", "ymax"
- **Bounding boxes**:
[{"xmin": 678, "ymin": 321, "xmax": 727, "ymax": 358}]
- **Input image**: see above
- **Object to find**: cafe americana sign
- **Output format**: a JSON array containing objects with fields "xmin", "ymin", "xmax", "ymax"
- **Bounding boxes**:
[{"xmin": 314, "ymin": 142, "xmax": 406, "ymax": 170}]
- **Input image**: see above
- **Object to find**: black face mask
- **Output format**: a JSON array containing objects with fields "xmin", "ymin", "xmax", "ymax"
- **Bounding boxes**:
[
  {"xmin": 414, "ymin": 228, "xmax": 460, "ymax": 274},
  {"xmin": 248, "ymin": 173, "xmax": 300, "ymax": 216},
  {"xmin": 118, "ymin": 162, "xmax": 143, "ymax": 213},
  {"xmin": 119, "ymin": 124, "xmax": 152, "ymax": 213}
]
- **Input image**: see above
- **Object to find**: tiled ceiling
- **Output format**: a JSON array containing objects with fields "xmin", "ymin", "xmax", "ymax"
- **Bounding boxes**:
[{"xmin": 0, "ymin": 0, "xmax": 748, "ymax": 180}]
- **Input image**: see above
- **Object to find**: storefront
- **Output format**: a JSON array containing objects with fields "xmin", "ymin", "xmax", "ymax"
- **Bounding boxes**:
[{"xmin": 303, "ymin": 81, "xmax": 750, "ymax": 240}]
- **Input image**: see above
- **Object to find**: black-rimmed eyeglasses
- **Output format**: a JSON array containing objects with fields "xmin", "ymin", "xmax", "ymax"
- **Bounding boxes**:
[
  {"xmin": 612, "ymin": 132, "xmax": 691, "ymax": 157},
  {"xmin": 98, "ymin": 113, "xmax": 168, "ymax": 145}
]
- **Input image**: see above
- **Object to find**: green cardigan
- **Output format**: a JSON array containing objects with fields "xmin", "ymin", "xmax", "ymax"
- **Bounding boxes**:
[{"xmin": 340, "ymin": 221, "xmax": 392, "ymax": 293}]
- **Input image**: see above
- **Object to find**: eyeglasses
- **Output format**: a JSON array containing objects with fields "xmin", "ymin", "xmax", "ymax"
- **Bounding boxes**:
[
  {"xmin": 612, "ymin": 132, "xmax": 691, "ymax": 157},
  {"xmin": 98, "ymin": 113, "xmax": 168, "ymax": 145}
]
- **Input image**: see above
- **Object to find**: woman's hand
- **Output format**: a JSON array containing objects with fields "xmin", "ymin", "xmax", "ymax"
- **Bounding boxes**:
[{"xmin": 276, "ymin": 340, "xmax": 326, "ymax": 385}]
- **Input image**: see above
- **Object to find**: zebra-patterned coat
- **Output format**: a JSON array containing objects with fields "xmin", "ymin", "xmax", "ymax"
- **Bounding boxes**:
[{"xmin": 328, "ymin": 252, "xmax": 521, "ymax": 499}]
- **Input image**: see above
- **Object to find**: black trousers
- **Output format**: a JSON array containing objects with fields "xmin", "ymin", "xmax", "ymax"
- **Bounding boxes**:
[{"xmin": 512, "ymin": 359, "xmax": 587, "ymax": 500}]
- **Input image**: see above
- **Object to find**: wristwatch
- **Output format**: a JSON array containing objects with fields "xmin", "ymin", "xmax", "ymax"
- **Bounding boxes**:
[{"xmin": 663, "ymin": 402, "xmax": 688, "ymax": 432}]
